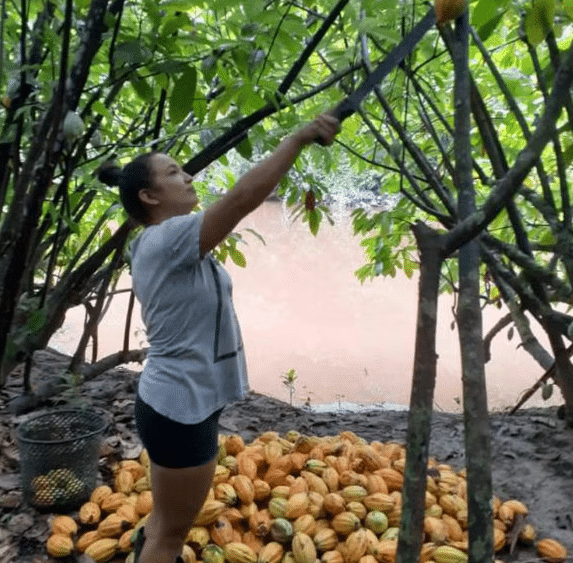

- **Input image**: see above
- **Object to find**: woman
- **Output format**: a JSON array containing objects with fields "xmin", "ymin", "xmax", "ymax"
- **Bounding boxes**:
[{"xmin": 97, "ymin": 112, "xmax": 340, "ymax": 563}]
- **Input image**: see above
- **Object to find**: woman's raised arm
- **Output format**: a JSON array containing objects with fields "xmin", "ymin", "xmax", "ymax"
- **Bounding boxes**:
[{"xmin": 199, "ymin": 112, "xmax": 339, "ymax": 256}]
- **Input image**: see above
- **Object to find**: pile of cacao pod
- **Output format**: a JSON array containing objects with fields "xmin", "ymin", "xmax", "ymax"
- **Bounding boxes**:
[{"xmin": 45, "ymin": 430, "xmax": 569, "ymax": 563}]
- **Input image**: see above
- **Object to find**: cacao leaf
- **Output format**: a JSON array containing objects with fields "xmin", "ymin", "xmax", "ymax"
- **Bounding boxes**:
[{"xmin": 169, "ymin": 66, "xmax": 197, "ymax": 125}]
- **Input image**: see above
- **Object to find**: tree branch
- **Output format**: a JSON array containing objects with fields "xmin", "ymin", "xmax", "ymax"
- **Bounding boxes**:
[{"xmin": 443, "ymin": 39, "xmax": 573, "ymax": 256}]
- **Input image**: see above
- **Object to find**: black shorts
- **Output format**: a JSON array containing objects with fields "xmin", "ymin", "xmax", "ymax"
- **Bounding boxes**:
[{"xmin": 134, "ymin": 394, "xmax": 223, "ymax": 469}]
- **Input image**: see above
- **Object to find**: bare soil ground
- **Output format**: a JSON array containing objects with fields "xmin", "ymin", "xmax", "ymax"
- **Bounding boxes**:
[{"xmin": 1, "ymin": 348, "xmax": 572, "ymax": 562}]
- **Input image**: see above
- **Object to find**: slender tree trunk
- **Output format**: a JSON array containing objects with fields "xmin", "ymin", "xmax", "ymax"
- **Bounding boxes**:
[
  {"xmin": 396, "ymin": 221, "xmax": 445, "ymax": 563},
  {"xmin": 453, "ymin": 12, "xmax": 493, "ymax": 563}
]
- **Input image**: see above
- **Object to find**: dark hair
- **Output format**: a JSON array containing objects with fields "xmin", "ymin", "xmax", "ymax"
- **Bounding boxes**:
[{"xmin": 97, "ymin": 152, "xmax": 156, "ymax": 224}]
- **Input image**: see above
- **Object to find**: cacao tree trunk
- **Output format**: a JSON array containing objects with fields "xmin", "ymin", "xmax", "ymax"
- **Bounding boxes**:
[
  {"xmin": 396, "ymin": 222, "xmax": 446, "ymax": 563},
  {"xmin": 452, "ymin": 11, "xmax": 493, "ymax": 563}
]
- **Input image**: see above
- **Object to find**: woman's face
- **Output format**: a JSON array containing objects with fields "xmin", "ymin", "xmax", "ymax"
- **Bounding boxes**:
[{"xmin": 142, "ymin": 153, "xmax": 198, "ymax": 219}]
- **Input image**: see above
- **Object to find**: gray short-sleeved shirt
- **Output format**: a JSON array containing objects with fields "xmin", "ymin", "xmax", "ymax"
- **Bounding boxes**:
[{"xmin": 130, "ymin": 211, "xmax": 249, "ymax": 424}]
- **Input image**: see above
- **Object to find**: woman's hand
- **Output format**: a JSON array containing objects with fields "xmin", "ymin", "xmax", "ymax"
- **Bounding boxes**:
[{"xmin": 293, "ymin": 112, "xmax": 341, "ymax": 147}]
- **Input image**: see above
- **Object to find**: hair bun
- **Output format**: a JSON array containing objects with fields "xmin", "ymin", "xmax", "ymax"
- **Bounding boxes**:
[{"xmin": 97, "ymin": 161, "xmax": 123, "ymax": 187}]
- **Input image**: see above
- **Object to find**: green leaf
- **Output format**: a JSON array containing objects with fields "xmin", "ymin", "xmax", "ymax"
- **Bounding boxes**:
[
  {"xmin": 525, "ymin": 1, "xmax": 556, "ymax": 45},
  {"xmin": 113, "ymin": 41, "xmax": 151, "ymax": 65},
  {"xmin": 236, "ymin": 135, "xmax": 253, "ymax": 159},
  {"xmin": 563, "ymin": 0, "xmax": 573, "ymax": 17},
  {"xmin": 129, "ymin": 74, "xmax": 153, "ymax": 101},
  {"xmin": 563, "ymin": 143, "xmax": 573, "ymax": 168},
  {"xmin": 229, "ymin": 247, "xmax": 247, "ymax": 267},
  {"xmin": 92, "ymin": 100, "xmax": 111, "ymax": 117},
  {"xmin": 169, "ymin": 66, "xmax": 197, "ymax": 125},
  {"xmin": 308, "ymin": 208, "xmax": 321, "ymax": 236},
  {"xmin": 476, "ymin": 10, "xmax": 507, "ymax": 42}
]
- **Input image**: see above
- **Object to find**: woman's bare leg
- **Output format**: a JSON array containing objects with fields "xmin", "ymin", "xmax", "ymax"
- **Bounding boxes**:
[{"xmin": 138, "ymin": 456, "xmax": 218, "ymax": 563}]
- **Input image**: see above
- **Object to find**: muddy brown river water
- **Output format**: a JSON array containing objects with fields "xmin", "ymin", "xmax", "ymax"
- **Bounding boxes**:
[{"xmin": 50, "ymin": 201, "xmax": 562, "ymax": 413}]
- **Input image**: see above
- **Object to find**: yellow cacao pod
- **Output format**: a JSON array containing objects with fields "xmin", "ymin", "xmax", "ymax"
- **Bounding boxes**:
[
  {"xmin": 134, "ymin": 475, "xmax": 151, "ymax": 492},
  {"xmin": 356, "ymin": 446, "xmax": 387, "ymax": 471},
  {"xmin": 301, "ymin": 471, "xmax": 329, "ymax": 496},
  {"xmin": 116, "ymin": 503, "xmax": 139, "ymax": 525},
  {"xmin": 420, "ymin": 543, "xmax": 436, "ymax": 563},
  {"xmin": 293, "ymin": 514, "xmax": 317, "ymax": 537},
  {"xmin": 259, "ymin": 430, "xmax": 280, "ymax": 443},
  {"xmin": 424, "ymin": 517, "xmax": 448, "ymax": 544},
  {"xmin": 224, "ymin": 541, "xmax": 258, "ymax": 563},
  {"xmin": 273, "ymin": 486, "xmax": 291, "ymax": 500},
  {"xmin": 313, "ymin": 528, "xmax": 339, "ymax": 552},
  {"xmin": 46, "ymin": 534, "xmax": 74, "ymax": 558},
  {"xmin": 211, "ymin": 515, "xmax": 236, "ymax": 546},
  {"xmin": 321, "ymin": 467, "xmax": 339, "ymax": 492},
  {"xmin": 97, "ymin": 513, "xmax": 131, "ymax": 538},
  {"xmin": 265, "ymin": 441, "xmax": 284, "ymax": 463},
  {"xmin": 339, "ymin": 470, "xmax": 366, "ymax": 488},
  {"xmin": 213, "ymin": 464, "xmax": 232, "ymax": 485},
  {"xmin": 136, "ymin": 490, "xmax": 154, "ymax": 516},
  {"xmin": 217, "ymin": 483, "xmax": 239, "ymax": 506},
  {"xmin": 233, "ymin": 475, "xmax": 256, "ymax": 505},
  {"xmin": 442, "ymin": 514, "xmax": 463, "ymax": 542},
  {"xmin": 363, "ymin": 493, "xmax": 395, "ymax": 513},
  {"xmin": 340, "ymin": 485, "xmax": 368, "ymax": 503},
  {"xmin": 493, "ymin": 528, "xmax": 506, "ymax": 552},
  {"xmin": 118, "ymin": 528, "xmax": 135, "ymax": 553},
  {"xmin": 79, "ymin": 501, "xmax": 101, "ymax": 525},
  {"xmin": 378, "ymin": 468, "xmax": 403, "ymax": 492},
  {"xmin": 344, "ymin": 530, "xmax": 370, "ymax": 563},
  {"xmin": 182, "ymin": 544, "xmax": 197, "ymax": 563},
  {"xmin": 433, "ymin": 546, "xmax": 468, "ymax": 563},
  {"xmin": 195, "ymin": 500, "xmax": 227, "ymax": 526},
  {"xmin": 50, "ymin": 515, "xmax": 78, "ymax": 536},
  {"xmin": 90, "ymin": 484, "xmax": 113, "ymax": 505},
  {"xmin": 434, "ymin": 0, "xmax": 467, "ymax": 25},
  {"xmin": 119, "ymin": 459, "xmax": 146, "ymax": 481},
  {"xmin": 285, "ymin": 492, "xmax": 310, "ymax": 519},
  {"xmin": 346, "ymin": 501, "xmax": 367, "ymax": 521},
  {"xmin": 323, "ymin": 493, "xmax": 346, "ymax": 516},
  {"xmin": 536, "ymin": 538, "xmax": 568, "ymax": 563},
  {"xmin": 186, "ymin": 526, "xmax": 211, "ymax": 550},
  {"xmin": 84, "ymin": 538, "xmax": 119, "ymax": 562},
  {"xmin": 290, "ymin": 452, "xmax": 309, "ymax": 474},
  {"xmin": 249, "ymin": 508, "xmax": 272, "ymax": 538},
  {"xmin": 269, "ymin": 497, "xmax": 289, "ymax": 519},
  {"xmin": 100, "ymin": 491, "xmax": 127, "ymax": 512},
  {"xmin": 225, "ymin": 434, "xmax": 246, "ymax": 455},
  {"xmin": 502, "ymin": 499, "xmax": 528, "ymax": 515},
  {"xmin": 292, "ymin": 532, "xmax": 317, "ymax": 563},
  {"xmin": 254, "ymin": 479, "xmax": 272, "ymax": 501},
  {"xmin": 518, "ymin": 524, "xmax": 536, "ymax": 545},
  {"xmin": 372, "ymin": 539, "xmax": 397, "ymax": 563},
  {"xmin": 331, "ymin": 511, "xmax": 361, "ymax": 535},
  {"xmin": 237, "ymin": 451, "xmax": 259, "ymax": 480},
  {"xmin": 76, "ymin": 530, "xmax": 100, "ymax": 553},
  {"xmin": 305, "ymin": 459, "xmax": 328, "ymax": 476},
  {"xmin": 259, "ymin": 541, "xmax": 285, "ymax": 563},
  {"xmin": 497, "ymin": 504, "xmax": 514, "ymax": 526},
  {"xmin": 366, "ymin": 474, "xmax": 388, "ymax": 495},
  {"xmin": 321, "ymin": 550, "xmax": 344, "ymax": 563}
]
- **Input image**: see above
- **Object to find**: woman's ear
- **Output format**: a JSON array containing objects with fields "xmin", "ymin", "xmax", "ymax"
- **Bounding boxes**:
[{"xmin": 138, "ymin": 189, "xmax": 160, "ymax": 207}]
